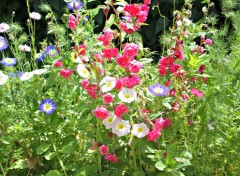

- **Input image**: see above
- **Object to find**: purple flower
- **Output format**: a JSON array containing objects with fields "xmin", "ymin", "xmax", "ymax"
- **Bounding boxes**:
[
  {"xmin": 148, "ymin": 83, "xmax": 169, "ymax": 96},
  {"xmin": 0, "ymin": 36, "xmax": 8, "ymax": 51},
  {"xmin": 36, "ymin": 53, "xmax": 45, "ymax": 62},
  {"xmin": 1, "ymin": 58, "xmax": 16, "ymax": 66},
  {"xmin": 16, "ymin": 71, "xmax": 24, "ymax": 78},
  {"xmin": 39, "ymin": 99, "xmax": 56, "ymax": 115},
  {"xmin": 45, "ymin": 45, "xmax": 57, "ymax": 57},
  {"xmin": 66, "ymin": 0, "xmax": 83, "ymax": 10}
]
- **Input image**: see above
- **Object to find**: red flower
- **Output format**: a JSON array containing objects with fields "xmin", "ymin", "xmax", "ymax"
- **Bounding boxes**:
[
  {"xmin": 123, "ymin": 4, "xmax": 140, "ymax": 17},
  {"xmin": 163, "ymin": 118, "xmax": 172, "ymax": 129},
  {"xmin": 60, "ymin": 69, "xmax": 73, "ymax": 79},
  {"xmin": 103, "ymin": 94, "xmax": 114, "ymax": 104},
  {"xmin": 68, "ymin": 14, "xmax": 77, "ymax": 29},
  {"xmin": 102, "ymin": 47, "xmax": 119, "ymax": 60},
  {"xmin": 147, "ymin": 129, "xmax": 161, "ymax": 142},
  {"xmin": 94, "ymin": 107, "xmax": 109, "ymax": 120},
  {"xmin": 116, "ymin": 55, "xmax": 130, "ymax": 68}
]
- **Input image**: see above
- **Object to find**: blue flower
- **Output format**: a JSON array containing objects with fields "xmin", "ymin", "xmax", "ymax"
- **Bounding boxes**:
[
  {"xmin": 1, "ymin": 58, "xmax": 16, "ymax": 66},
  {"xmin": 39, "ymin": 99, "xmax": 56, "ymax": 115},
  {"xmin": 16, "ymin": 71, "xmax": 24, "ymax": 78},
  {"xmin": 66, "ymin": 0, "xmax": 83, "ymax": 10},
  {"xmin": 8, "ymin": 72, "xmax": 17, "ymax": 78},
  {"xmin": 0, "ymin": 36, "xmax": 8, "ymax": 51},
  {"xmin": 148, "ymin": 83, "xmax": 169, "ymax": 96},
  {"xmin": 36, "ymin": 53, "xmax": 45, "ymax": 62},
  {"xmin": 45, "ymin": 45, "xmax": 57, "ymax": 57}
]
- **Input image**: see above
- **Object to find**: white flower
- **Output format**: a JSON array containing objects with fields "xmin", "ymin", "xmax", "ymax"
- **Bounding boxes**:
[
  {"xmin": 118, "ymin": 87, "xmax": 137, "ymax": 103},
  {"xmin": 32, "ymin": 69, "xmax": 48, "ymax": 75},
  {"xmin": 102, "ymin": 113, "xmax": 117, "ymax": 129},
  {"xmin": 0, "ymin": 72, "xmax": 8, "ymax": 85},
  {"xmin": 74, "ymin": 57, "xmax": 83, "ymax": 64},
  {"xmin": 77, "ymin": 64, "xmax": 90, "ymax": 78},
  {"xmin": 99, "ymin": 76, "xmax": 116, "ymax": 93},
  {"xmin": 176, "ymin": 20, "xmax": 182, "ymax": 27},
  {"xmin": 20, "ymin": 72, "xmax": 34, "ymax": 81},
  {"xmin": 18, "ymin": 44, "xmax": 31, "ymax": 52},
  {"xmin": 183, "ymin": 18, "xmax": 191, "ymax": 26},
  {"xmin": 30, "ymin": 12, "xmax": 41, "ymax": 20},
  {"xmin": 112, "ymin": 119, "xmax": 130, "ymax": 137},
  {"xmin": 0, "ymin": 23, "xmax": 10, "ymax": 33},
  {"xmin": 131, "ymin": 123, "xmax": 149, "ymax": 138}
]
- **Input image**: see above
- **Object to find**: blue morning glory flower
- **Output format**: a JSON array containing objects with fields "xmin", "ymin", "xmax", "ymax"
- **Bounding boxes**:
[
  {"xmin": 36, "ymin": 53, "xmax": 45, "ymax": 62},
  {"xmin": 1, "ymin": 58, "xmax": 16, "ymax": 66},
  {"xmin": 39, "ymin": 99, "xmax": 56, "ymax": 115},
  {"xmin": 66, "ymin": 0, "xmax": 83, "ymax": 10},
  {"xmin": 0, "ymin": 36, "xmax": 8, "ymax": 51},
  {"xmin": 16, "ymin": 71, "xmax": 24, "ymax": 78},
  {"xmin": 45, "ymin": 45, "xmax": 57, "ymax": 57},
  {"xmin": 148, "ymin": 83, "xmax": 169, "ymax": 96}
]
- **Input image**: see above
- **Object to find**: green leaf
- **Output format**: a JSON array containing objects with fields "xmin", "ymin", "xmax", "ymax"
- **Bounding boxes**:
[
  {"xmin": 12, "ymin": 159, "xmax": 27, "ymax": 169},
  {"xmin": 36, "ymin": 144, "xmax": 51, "ymax": 155},
  {"xmin": 171, "ymin": 170, "xmax": 185, "ymax": 176},
  {"xmin": 155, "ymin": 161, "xmax": 166, "ymax": 171},
  {"xmin": 46, "ymin": 170, "xmax": 63, "ymax": 176},
  {"xmin": 104, "ymin": 14, "xmax": 115, "ymax": 29},
  {"xmin": 45, "ymin": 151, "xmax": 58, "ymax": 160},
  {"xmin": 102, "ymin": 170, "xmax": 111, "ymax": 176},
  {"xmin": 59, "ymin": 144, "xmax": 74, "ymax": 154},
  {"xmin": 155, "ymin": 17, "xmax": 169, "ymax": 34}
]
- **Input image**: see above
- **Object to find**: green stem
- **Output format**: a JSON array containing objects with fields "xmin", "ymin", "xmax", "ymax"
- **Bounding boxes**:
[
  {"xmin": 131, "ymin": 144, "xmax": 137, "ymax": 172},
  {"xmin": 138, "ymin": 139, "xmax": 142, "ymax": 171},
  {"xmin": 0, "ymin": 163, "xmax": 6, "ymax": 176},
  {"xmin": 97, "ymin": 119, "xmax": 102, "ymax": 175}
]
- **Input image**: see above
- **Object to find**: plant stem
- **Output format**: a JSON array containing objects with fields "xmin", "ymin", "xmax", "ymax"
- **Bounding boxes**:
[
  {"xmin": 97, "ymin": 119, "xmax": 102, "ymax": 175},
  {"xmin": 0, "ymin": 163, "xmax": 6, "ymax": 176}
]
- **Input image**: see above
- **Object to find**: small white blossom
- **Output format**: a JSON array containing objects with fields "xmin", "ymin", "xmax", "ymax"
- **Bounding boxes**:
[
  {"xmin": 0, "ymin": 72, "xmax": 8, "ymax": 85},
  {"xmin": 77, "ymin": 64, "xmax": 90, "ymax": 78},
  {"xmin": 131, "ymin": 123, "xmax": 149, "ymax": 138},
  {"xmin": 100, "ymin": 76, "xmax": 116, "ymax": 93},
  {"xmin": 30, "ymin": 12, "xmax": 41, "ymax": 20},
  {"xmin": 0, "ymin": 23, "xmax": 10, "ymax": 33},
  {"xmin": 112, "ymin": 119, "xmax": 130, "ymax": 137},
  {"xmin": 183, "ymin": 18, "xmax": 191, "ymax": 26},
  {"xmin": 176, "ymin": 20, "xmax": 182, "ymax": 27},
  {"xmin": 32, "ymin": 69, "xmax": 48, "ymax": 75},
  {"xmin": 74, "ymin": 57, "xmax": 83, "ymax": 64},
  {"xmin": 20, "ymin": 72, "xmax": 34, "ymax": 81},
  {"xmin": 102, "ymin": 113, "xmax": 117, "ymax": 129},
  {"xmin": 18, "ymin": 44, "xmax": 31, "ymax": 52},
  {"xmin": 118, "ymin": 87, "xmax": 137, "ymax": 103}
]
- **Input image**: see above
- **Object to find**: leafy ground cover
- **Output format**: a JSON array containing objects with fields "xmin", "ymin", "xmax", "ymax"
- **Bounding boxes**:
[{"xmin": 0, "ymin": 0, "xmax": 239, "ymax": 175}]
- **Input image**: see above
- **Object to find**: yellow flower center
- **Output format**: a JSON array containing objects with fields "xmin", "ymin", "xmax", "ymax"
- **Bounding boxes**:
[
  {"xmin": 44, "ymin": 104, "xmax": 51, "ymax": 110},
  {"xmin": 107, "ymin": 117, "xmax": 113, "ymax": 123},
  {"xmin": 154, "ymin": 87, "xmax": 163, "ymax": 94},
  {"xmin": 106, "ymin": 82, "xmax": 112, "ymax": 88},
  {"xmin": 124, "ymin": 93, "xmax": 131, "ymax": 99},
  {"xmin": 82, "ymin": 69, "xmax": 87, "ymax": 74},
  {"xmin": 117, "ymin": 123, "xmax": 124, "ymax": 130},
  {"xmin": 6, "ymin": 59, "xmax": 12, "ymax": 63},
  {"xmin": 137, "ymin": 127, "xmax": 143, "ymax": 133}
]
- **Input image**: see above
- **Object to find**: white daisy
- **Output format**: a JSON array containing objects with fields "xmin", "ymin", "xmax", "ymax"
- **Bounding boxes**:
[
  {"xmin": 20, "ymin": 72, "xmax": 34, "ymax": 81},
  {"xmin": 77, "ymin": 64, "xmax": 90, "ymax": 78},
  {"xmin": 0, "ymin": 72, "xmax": 8, "ymax": 85},
  {"xmin": 131, "ymin": 123, "xmax": 149, "ymax": 138},
  {"xmin": 112, "ymin": 119, "xmax": 130, "ymax": 137},
  {"xmin": 0, "ymin": 23, "xmax": 10, "ymax": 33},
  {"xmin": 30, "ymin": 12, "xmax": 41, "ymax": 20},
  {"xmin": 99, "ymin": 76, "xmax": 116, "ymax": 93},
  {"xmin": 18, "ymin": 44, "xmax": 31, "ymax": 52},
  {"xmin": 102, "ymin": 113, "xmax": 117, "ymax": 129},
  {"xmin": 32, "ymin": 69, "xmax": 48, "ymax": 75},
  {"xmin": 118, "ymin": 87, "xmax": 137, "ymax": 103}
]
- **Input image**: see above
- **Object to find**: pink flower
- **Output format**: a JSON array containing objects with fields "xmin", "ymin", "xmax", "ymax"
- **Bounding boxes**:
[
  {"xmin": 169, "ymin": 88, "xmax": 176, "ymax": 97},
  {"xmin": 198, "ymin": 64, "xmax": 205, "ymax": 74},
  {"xmin": 102, "ymin": 47, "xmax": 119, "ymax": 60},
  {"xmin": 116, "ymin": 55, "xmax": 130, "ymax": 68},
  {"xmin": 123, "ymin": 43, "xmax": 139, "ymax": 59},
  {"xmin": 104, "ymin": 153, "xmax": 119, "ymax": 163},
  {"xmin": 165, "ymin": 81, "xmax": 171, "ymax": 86},
  {"xmin": 114, "ymin": 104, "xmax": 129, "ymax": 118},
  {"xmin": 100, "ymin": 145, "xmax": 109, "ymax": 155},
  {"xmin": 94, "ymin": 107, "xmax": 109, "ymax": 120},
  {"xmin": 115, "ymin": 79, "xmax": 124, "ymax": 90},
  {"xmin": 147, "ymin": 129, "xmax": 161, "ymax": 142},
  {"xmin": 123, "ymin": 4, "xmax": 140, "ymax": 17},
  {"xmin": 205, "ymin": 39, "xmax": 212, "ymax": 45},
  {"xmin": 68, "ymin": 14, "xmax": 77, "ymax": 29},
  {"xmin": 60, "ymin": 69, "xmax": 73, "ymax": 79},
  {"xmin": 172, "ymin": 101, "xmax": 180, "ymax": 112},
  {"xmin": 190, "ymin": 88, "xmax": 204, "ymax": 98},
  {"xmin": 163, "ymin": 118, "xmax": 172, "ymax": 129},
  {"xmin": 169, "ymin": 64, "xmax": 182, "ymax": 74},
  {"xmin": 154, "ymin": 118, "xmax": 165, "ymax": 130},
  {"xmin": 97, "ymin": 29, "xmax": 115, "ymax": 46},
  {"xmin": 103, "ymin": 94, "xmax": 114, "ymax": 104},
  {"xmin": 122, "ymin": 74, "xmax": 140, "ymax": 88},
  {"xmin": 54, "ymin": 60, "xmax": 63, "ymax": 67},
  {"xmin": 127, "ymin": 60, "xmax": 143, "ymax": 73},
  {"xmin": 144, "ymin": 0, "xmax": 151, "ymax": 5}
]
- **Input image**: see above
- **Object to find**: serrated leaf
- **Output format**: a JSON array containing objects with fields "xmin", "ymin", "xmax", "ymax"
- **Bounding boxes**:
[
  {"xmin": 36, "ymin": 144, "xmax": 51, "ymax": 155},
  {"xmin": 155, "ymin": 161, "xmax": 166, "ymax": 171}
]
